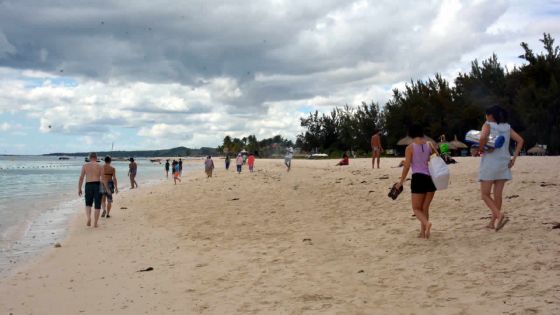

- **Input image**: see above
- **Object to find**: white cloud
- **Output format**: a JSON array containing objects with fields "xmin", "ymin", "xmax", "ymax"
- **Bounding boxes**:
[
  {"xmin": 0, "ymin": 1, "xmax": 558, "ymax": 152},
  {"xmin": 0, "ymin": 122, "xmax": 11, "ymax": 131}
]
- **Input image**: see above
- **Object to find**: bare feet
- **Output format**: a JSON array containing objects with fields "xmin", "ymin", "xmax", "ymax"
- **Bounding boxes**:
[
  {"xmin": 486, "ymin": 222, "xmax": 495, "ymax": 229},
  {"xmin": 86, "ymin": 220, "xmax": 91, "ymax": 226},
  {"xmin": 417, "ymin": 232, "xmax": 425, "ymax": 238},
  {"xmin": 94, "ymin": 224, "xmax": 98, "ymax": 228},
  {"xmin": 425, "ymin": 222, "xmax": 432, "ymax": 239},
  {"xmin": 495, "ymin": 213, "xmax": 509, "ymax": 232}
]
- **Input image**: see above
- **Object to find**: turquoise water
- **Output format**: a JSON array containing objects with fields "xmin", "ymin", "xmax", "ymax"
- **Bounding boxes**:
[{"xmin": 0, "ymin": 155, "xmax": 174, "ymax": 276}]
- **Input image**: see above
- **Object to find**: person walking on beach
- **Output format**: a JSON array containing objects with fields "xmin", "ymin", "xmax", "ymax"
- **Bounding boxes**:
[
  {"xmin": 171, "ymin": 159, "xmax": 177, "ymax": 174},
  {"xmin": 225, "ymin": 154, "xmax": 231, "ymax": 170},
  {"xmin": 205, "ymin": 156, "xmax": 215, "ymax": 178},
  {"xmin": 78, "ymin": 152, "xmax": 105, "ymax": 228},
  {"xmin": 236, "ymin": 153, "xmax": 243, "ymax": 174},
  {"xmin": 478, "ymin": 105, "xmax": 524, "ymax": 231},
  {"xmin": 173, "ymin": 161, "xmax": 181, "ymax": 184},
  {"xmin": 128, "ymin": 158, "xmax": 138, "ymax": 189},
  {"xmin": 247, "ymin": 153, "xmax": 255, "ymax": 172},
  {"xmin": 284, "ymin": 147, "xmax": 294, "ymax": 172},
  {"xmin": 165, "ymin": 159, "xmax": 170, "ymax": 178},
  {"xmin": 100, "ymin": 156, "xmax": 118, "ymax": 218},
  {"xmin": 394, "ymin": 124, "xmax": 437, "ymax": 239},
  {"xmin": 179, "ymin": 158, "xmax": 183, "ymax": 175},
  {"xmin": 371, "ymin": 129, "xmax": 383, "ymax": 169}
]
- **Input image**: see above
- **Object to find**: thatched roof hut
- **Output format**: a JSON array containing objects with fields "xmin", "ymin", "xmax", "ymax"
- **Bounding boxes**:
[
  {"xmin": 397, "ymin": 136, "xmax": 437, "ymax": 146},
  {"xmin": 450, "ymin": 135, "xmax": 468, "ymax": 149},
  {"xmin": 527, "ymin": 145, "xmax": 546, "ymax": 156}
]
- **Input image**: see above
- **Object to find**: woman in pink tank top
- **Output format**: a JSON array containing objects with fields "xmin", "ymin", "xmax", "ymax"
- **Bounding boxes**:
[{"xmin": 395, "ymin": 124, "xmax": 437, "ymax": 239}]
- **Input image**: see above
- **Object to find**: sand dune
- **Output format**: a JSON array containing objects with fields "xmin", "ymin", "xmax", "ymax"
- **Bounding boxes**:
[{"xmin": 1, "ymin": 157, "xmax": 559, "ymax": 314}]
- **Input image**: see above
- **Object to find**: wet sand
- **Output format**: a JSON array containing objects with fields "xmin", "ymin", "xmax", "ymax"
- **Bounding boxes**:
[{"xmin": 1, "ymin": 157, "xmax": 559, "ymax": 314}]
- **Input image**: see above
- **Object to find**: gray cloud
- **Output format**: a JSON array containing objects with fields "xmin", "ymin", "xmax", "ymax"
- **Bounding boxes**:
[{"xmin": 0, "ymin": 0, "xmax": 558, "ymax": 151}]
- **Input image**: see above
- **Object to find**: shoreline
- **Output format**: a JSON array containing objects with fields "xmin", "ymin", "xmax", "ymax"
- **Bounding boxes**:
[
  {"xmin": 1, "ymin": 157, "xmax": 559, "ymax": 314},
  {"xmin": 0, "ymin": 173, "xmax": 169, "ymax": 280},
  {"xmin": 0, "ymin": 180, "xmax": 166, "ymax": 279}
]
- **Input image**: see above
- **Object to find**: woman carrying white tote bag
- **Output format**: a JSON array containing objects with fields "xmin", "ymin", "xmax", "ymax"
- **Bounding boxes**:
[{"xmin": 428, "ymin": 142, "xmax": 450, "ymax": 190}]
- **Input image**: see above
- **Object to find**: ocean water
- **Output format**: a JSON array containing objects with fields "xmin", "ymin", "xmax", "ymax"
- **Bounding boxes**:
[{"xmin": 0, "ymin": 155, "xmax": 184, "ymax": 276}]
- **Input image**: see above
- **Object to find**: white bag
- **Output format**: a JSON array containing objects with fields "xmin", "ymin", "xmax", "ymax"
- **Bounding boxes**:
[{"xmin": 428, "ymin": 155, "xmax": 450, "ymax": 190}]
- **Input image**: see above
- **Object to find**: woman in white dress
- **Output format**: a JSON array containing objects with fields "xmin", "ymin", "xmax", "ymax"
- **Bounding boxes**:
[{"xmin": 479, "ymin": 106, "xmax": 524, "ymax": 231}]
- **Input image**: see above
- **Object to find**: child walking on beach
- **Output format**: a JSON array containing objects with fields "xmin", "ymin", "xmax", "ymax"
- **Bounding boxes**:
[
  {"xmin": 478, "ymin": 105, "xmax": 524, "ymax": 231},
  {"xmin": 173, "ymin": 161, "xmax": 181, "ymax": 185},
  {"xmin": 247, "ymin": 153, "xmax": 255, "ymax": 172},
  {"xmin": 236, "ymin": 154, "xmax": 243, "ymax": 174},
  {"xmin": 395, "ymin": 124, "xmax": 437, "ymax": 239}
]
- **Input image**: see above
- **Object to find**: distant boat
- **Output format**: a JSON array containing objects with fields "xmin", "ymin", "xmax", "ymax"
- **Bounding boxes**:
[
  {"xmin": 149, "ymin": 158, "xmax": 162, "ymax": 164},
  {"xmin": 58, "ymin": 156, "xmax": 70, "ymax": 160},
  {"xmin": 307, "ymin": 153, "xmax": 328, "ymax": 159}
]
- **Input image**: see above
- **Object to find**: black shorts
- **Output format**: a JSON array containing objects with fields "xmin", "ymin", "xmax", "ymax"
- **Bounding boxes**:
[
  {"xmin": 85, "ymin": 182, "xmax": 102, "ymax": 209},
  {"xmin": 411, "ymin": 173, "xmax": 436, "ymax": 194}
]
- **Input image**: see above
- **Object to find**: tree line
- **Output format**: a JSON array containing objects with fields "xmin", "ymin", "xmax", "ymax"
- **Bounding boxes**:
[
  {"xmin": 218, "ymin": 135, "xmax": 294, "ymax": 157},
  {"xmin": 296, "ymin": 33, "xmax": 560, "ymax": 155}
]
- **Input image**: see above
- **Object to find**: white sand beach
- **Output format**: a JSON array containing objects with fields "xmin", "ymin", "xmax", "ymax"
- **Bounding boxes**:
[{"xmin": 1, "ymin": 157, "xmax": 559, "ymax": 314}]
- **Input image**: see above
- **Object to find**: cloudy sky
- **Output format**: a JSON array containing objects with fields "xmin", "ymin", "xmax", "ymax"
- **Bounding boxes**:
[{"xmin": 0, "ymin": 0, "xmax": 558, "ymax": 154}]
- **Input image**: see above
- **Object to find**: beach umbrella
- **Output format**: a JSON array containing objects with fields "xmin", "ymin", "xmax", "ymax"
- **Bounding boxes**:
[
  {"xmin": 527, "ymin": 145, "xmax": 546, "ymax": 155},
  {"xmin": 396, "ymin": 136, "xmax": 412, "ymax": 146},
  {"xmin": 397, "ymin": 136, "xmax": 437, "ymax": 146},
  {"xmin": 450, "ymin": 135, "xmax": 468, "ymax": 149}
]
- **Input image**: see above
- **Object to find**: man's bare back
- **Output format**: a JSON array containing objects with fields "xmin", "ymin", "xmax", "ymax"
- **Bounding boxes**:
[
  {"xmin": 78, "ymin": 153, "xmax": 105, "ymax": 228},
  {"xmin": 80, "ymin": 162, "xmax": 103, "ymax": 183}
]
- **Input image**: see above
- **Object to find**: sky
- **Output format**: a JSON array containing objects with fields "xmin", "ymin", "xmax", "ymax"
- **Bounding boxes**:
[{"xmin": 0, "ymin": 0, "xmax": 559, "ymax": 154}]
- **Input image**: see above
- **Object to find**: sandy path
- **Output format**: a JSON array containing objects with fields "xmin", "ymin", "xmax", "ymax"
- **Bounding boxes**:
[{"xmin": 1, "ymin": 157, "xmax": 559, "ymax": 314}]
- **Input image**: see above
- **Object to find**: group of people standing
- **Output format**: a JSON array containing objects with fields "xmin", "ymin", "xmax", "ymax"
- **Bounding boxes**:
[{"xmin": 165, "ymin": 159, "xmax": 183, "ymax": 184}]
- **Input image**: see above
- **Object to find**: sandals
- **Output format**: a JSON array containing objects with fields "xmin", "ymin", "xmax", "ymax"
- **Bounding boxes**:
[{"xmin": 388, "ymin": 184, "xmax": 404, "ymax": 200}]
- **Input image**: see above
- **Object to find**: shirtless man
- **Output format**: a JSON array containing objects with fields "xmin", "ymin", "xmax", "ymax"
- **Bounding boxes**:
[
  {"xmin": 100, "ymin": 156, "xmax": 118, "ymax": 218},
  {"xmin": 78, "ymin": 152, "xmax": 105, "ymax": 228},
  {"xmin": 371, "ymin": 129, "xmax": 383, "ymax": 169}
]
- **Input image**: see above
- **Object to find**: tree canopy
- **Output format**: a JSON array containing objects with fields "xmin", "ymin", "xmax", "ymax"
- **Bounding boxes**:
[
  {"xmin": 218, "ymin": 135, "xmax": 293, "ymax": 157},
  {"xmin": 295, "ymin": 33, "xmax": 560, "ymax": 155}
]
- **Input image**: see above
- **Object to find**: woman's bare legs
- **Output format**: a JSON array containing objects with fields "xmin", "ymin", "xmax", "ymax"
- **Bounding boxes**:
[
  {"xmin": 422, "ymin": 192, "xmax": 435, "ymax": 238},
  {"xmin": 493, "ymin": 180, "xmax": 506, "ymax": 211},
  {"xmin": 481, "ymin": 180, "xmax": 501, "ymax": 228},
  {"xmin": 101, "ymin": 195, "xmax": 107, "ymax": 217},
  {"xmin": 412, "ymin": 193, "xmax": 430, "ymax": 238}
]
